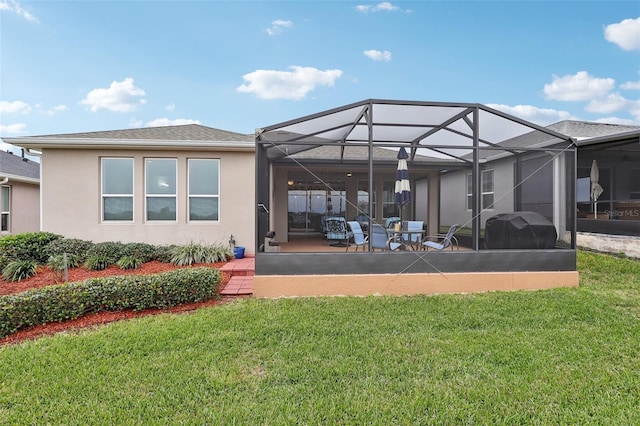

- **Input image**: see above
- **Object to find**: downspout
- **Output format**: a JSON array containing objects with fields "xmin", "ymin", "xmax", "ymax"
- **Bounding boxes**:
[{"xmin": 0, "ymin": 177, "xmax": 8, "ymax": 185}]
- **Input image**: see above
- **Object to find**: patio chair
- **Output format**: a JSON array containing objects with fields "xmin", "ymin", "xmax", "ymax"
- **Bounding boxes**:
[
  {"xmin": 421, "ymin": 224, "xmax": 460, "ymax": 251},
  {"xmin": 324, "ymin": 216, "xmax": 353, "ymax": 247},
  {"xmin": 371, "ymin": 224, "xmax": 403, "ymax": 251},
  {"xmin": 353, "ymin": 214, "xmax": 370, "ymax": 232},
  {"xmin": 347, "ymin": 221, "xmax": 367, "ymax": 252}
]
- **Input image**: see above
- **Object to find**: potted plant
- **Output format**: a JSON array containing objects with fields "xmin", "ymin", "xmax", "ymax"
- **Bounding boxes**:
[{"xmin": 229, "ymin": 234, "xmax": 245, "ymax": 259}]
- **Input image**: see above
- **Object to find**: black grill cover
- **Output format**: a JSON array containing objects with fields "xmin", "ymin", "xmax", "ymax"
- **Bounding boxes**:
[{"xmin": 484, "ymin": 211, "xmax": 557, "ymax": 249}]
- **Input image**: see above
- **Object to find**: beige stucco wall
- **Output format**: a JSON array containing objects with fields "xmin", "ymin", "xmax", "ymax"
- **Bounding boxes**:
[
  {"xmin": 41, "ymin": 148, "xmax": 256, "ymax": 253},
  {"xmin": 1, "ymin": 181, "xmax": 40, "ymax": 235}
]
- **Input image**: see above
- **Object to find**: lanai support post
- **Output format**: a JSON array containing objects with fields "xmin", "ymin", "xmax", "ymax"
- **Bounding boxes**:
[{"xmin": 472, "ymin": 107, "xmax": 481, "ymax": 251}]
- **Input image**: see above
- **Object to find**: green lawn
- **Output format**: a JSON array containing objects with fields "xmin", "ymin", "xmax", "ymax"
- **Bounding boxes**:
[{"xmin": 1, "ymin": 250, "xmax": 639, "ymax": 424}]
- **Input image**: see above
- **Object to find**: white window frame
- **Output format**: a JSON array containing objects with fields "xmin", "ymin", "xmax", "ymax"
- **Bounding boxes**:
[
  {"xmin": 1, "ymin": 185, "xmax": 10, "ymax": 232},
  {"xmin": 145, "ymin": 158, "xmax": 177, "ymax": 222},
  {"xmin": 482, "ymin": 169, "xmax": 494, "ymax": 210},
  {"xmin": 188, "ymin": 158, "xmax": 220, "ymax": 222},
  {"xmin": 101, "ymin": 157, "xmax": 134, "ymax": 222},
  {"xmin": 466, "ymin": 169, "xmax": 494, "ymax": 210}
]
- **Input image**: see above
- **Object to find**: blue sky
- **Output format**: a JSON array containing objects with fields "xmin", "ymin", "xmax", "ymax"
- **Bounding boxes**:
[{"xmin": 1, "ymin": 1, "xmax": 639, "ymax": 153}]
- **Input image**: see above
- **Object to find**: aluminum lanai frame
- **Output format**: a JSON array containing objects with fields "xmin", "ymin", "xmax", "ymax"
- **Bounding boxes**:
[{"xmin": 255, "ymin": 99, "xmax": 577, "ymax": 276}]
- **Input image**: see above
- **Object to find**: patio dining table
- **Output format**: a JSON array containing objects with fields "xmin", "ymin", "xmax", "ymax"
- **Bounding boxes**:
[{"xmin": 390, "ymin": 229, "xmax": 426, "ymax": 251}]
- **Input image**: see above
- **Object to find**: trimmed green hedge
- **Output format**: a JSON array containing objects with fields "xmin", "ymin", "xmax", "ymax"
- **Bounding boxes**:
[
  {"xmin": 0, "ymin": 232, "xmax": 62, "ymax": 264},
  {"xmin": 0, "ymin": 267, "xmax": 221, "ymax": 338}
]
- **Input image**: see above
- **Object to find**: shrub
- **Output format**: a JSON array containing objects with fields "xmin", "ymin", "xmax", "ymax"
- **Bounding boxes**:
[
  {"xmin": 44, "ymin": 238, "xmax": 94, "ymax": 262},
  {"xmin": 0, "ymin": 254, "xmax": 9, "ymax": 273},
  {"xmin": 47, "ymin": 254, "xmax": 80, "ymax": 283},
  {"xmin": 121, "ymin": 243, "xmax": 158, "ymax": 263},
  {"xmin": 116, "ymin": 256, "xmax": 142, "ymax": 270},
  {"xmin": 156, "ymin": 245, "xmax": 177, "ymax": 263},
  {"xmin": 47, "ymin": 253, "xmax": 80, "ymax": 270},
  {"xmin": 87, "ymin": 241, "xmax": 127, "ymax": 264},
  {"xmin": 170, "ymin": 242, "xmax": 232, "ymax": 266},
  {"xmin": 0, "ymin": 267, "xmax": 221, "ymax": 338},
  {"xmin": 0, "ymin": 232, "xmax": 63, "ymax": 264},
  {"xmin": 85, "ymin": 256, "xmax": 111, "ymax": 271},
  {"xmin": 2, "ymin": 260, "xmax": 38, "ymax": 282}
]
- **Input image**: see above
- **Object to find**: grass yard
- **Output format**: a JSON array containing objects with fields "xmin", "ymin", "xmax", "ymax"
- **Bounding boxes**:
[{"xmin": 1, "ymin": 250, "xmax": 639, "ymax": 424}]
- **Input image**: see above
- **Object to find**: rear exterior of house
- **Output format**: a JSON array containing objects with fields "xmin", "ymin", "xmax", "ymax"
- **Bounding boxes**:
[
  {"xmin": 4, "ymin": 125, "xmax": 256, "ymax": 253},
  {"xmin": 0, "ymin": 150, "xmax": 40, "ymax": 235}
]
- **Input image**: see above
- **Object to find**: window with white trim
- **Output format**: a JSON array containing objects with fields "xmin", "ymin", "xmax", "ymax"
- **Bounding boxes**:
[
  {"xmin": 188, "ymin": 159, "xmax": 219, "ymax": 221},
  {"xmin": 145, "ymin": 158, "xmax": 177, "ymax": 221},
  {"xmin": 101, "ymin": 158, "xmax": 133, "ymax": 221},
  {"xmin": 1, "ymin": 185, "xmax": 10, "ymax": 232},
  {"xmin": 466, "ymin": 170, "xmax": 494, "ymax": 210},
  {"xmin": 482, "ymin": 169, "xmax": 494, "ymax": 209}
]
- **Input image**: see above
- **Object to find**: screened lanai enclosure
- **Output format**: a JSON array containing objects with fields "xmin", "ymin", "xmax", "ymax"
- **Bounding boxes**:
[{"xmin": 254, "ymin": 99, "xmax": 579, "ymax": 297}]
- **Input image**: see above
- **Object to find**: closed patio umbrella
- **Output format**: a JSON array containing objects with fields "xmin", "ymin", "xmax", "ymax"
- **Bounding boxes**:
[
  {"xmin": 590, "ymin": 159, "xmax": 603, "ymax": 217},
  {"xmin": 394, "ymin": 147, "xmax": 411, "ymax": 222}
]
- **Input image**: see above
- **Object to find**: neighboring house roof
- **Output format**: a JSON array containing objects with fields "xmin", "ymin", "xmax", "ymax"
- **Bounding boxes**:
[
  {"xmin": 547, "ymin": 120, "xmax": 640, "ymax": 141},
  {"xmin": 576, "ymin": 128, "xmax": 640, "ymax": 148},
  {"xmin": 472, "ymin": 120, "xmax": 640, "ymax": 162},
  {"xmin": 0, "ymin": 150, "xmax": 40, "ymax": 183},
  {"xmin": 2, "ymin": 124, "xmax": 255, "ymax": 152}
]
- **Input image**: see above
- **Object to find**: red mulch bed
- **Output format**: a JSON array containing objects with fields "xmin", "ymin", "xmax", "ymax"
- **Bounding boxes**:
[{"xmin": 0, "ymin": 261, "xmax": 234, "ymax": 346}]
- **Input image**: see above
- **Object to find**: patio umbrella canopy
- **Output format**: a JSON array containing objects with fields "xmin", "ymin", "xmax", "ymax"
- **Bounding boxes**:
[
  {"xmin": 394, "ymin": 147, "xmax": 411, "ymax": 222},
  {"xmin": 590, "ymin": 159, "xmax": 603, "ymax": 216}
]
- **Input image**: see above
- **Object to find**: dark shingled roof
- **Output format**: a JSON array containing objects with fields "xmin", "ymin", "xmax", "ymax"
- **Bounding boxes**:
[
  {"xmin": 33, "ymin": 124, "xmax": 253, "ymax": 142},
  {"xmin": 0, "ymin": 150, "xmax": 40, "ymax": 180},
  {"xmin": 548, "ymin": 120, "xmax": 640, "ymax": 139}
]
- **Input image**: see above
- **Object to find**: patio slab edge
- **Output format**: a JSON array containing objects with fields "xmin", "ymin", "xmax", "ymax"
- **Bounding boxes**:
[{"xmin": 253, "ymin": 271, "xmax": 579, "ymax": 298}]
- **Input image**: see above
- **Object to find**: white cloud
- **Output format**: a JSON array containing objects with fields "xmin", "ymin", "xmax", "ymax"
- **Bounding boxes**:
[
  {"xmin": 80, "ymin": 78, "xmax": 146, "ymax": 112},
  {"xmin": 165, "ymin": 103, "xmax": 176, "ymax": 111},
  {"xmin": 621, "ymin": 80, "xmax": 640, "ymax": 90},
  {"xmin": 355, "ymin": 2, "xmax": 400, "ymax": 13},
  {"xmin": 543, "ymin": 71, "xmax": 615, "ymax": 102},
  {"xmin": 0, "ymin": 123, "xmax": 27, "ymax": 134},
  {"xmin": 145, "ymin": 118, "xmax": 201, "ymax": 127},
  {"xmin": 129, "ymin": 118, "xmax": 143, "ymax": 128},
  {"xmin": 604, "ymin": 17, "xmax": 640, "ymax": 51},
  {"xmin": 237, "ymin": 66, "xmax": 343, "ymax": 100},
  {"xmin": 0, "ymin": 100, "xmax": 30, "ymax": 114},
  {"xmin": 363, "ymin": 49, "xmax": 392, "ymax": 62},
  {"xmin": 0, "ymin": 0, "xmax": 39, "ymax": 23},
  {"xmin": 487, "ymin": 103, "xmax": 575, "ymax": 126},
  {"xmin": 585, "ymin": 92, "xmax": 629, "ymax": 114},
  {"xmin": 594, "ymin": 116, "xmax": 638, "ymax": 125},
  {"xmin": 266, "ymin": 19, "xmax": 293, "ymax": 36},
  {"xmin": 45, "ymin": 104, "xmax": 68, "ymax": 116}
]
